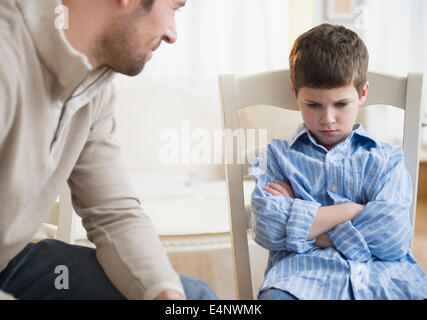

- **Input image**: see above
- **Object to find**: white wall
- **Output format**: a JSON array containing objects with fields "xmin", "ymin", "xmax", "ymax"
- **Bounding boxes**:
[{"xmin": 113, "ymin": 0, "xmax": 427, "ymax": 181}]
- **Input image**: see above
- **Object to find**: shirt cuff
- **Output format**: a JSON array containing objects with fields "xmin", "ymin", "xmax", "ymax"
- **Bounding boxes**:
[
  {"xmin": 285, "ymin": 198, "xmax": 320, "ymax": 253},
  {"xmin": 327, "ymin": 221, "xmax": 371, "ymax": 261}
]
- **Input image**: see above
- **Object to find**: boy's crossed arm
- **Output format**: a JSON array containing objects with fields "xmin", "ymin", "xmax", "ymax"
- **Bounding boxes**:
[
  {"xmin": 259, "ymin": 148, "xmax": 412, "ymax": 262},
  {"xmin": 251, "ymin": 142, "xmax": 412, "ymax": 261},
  {"xmin": 264, "ymin": 181, "xmax": 364, "ymax": 247}
]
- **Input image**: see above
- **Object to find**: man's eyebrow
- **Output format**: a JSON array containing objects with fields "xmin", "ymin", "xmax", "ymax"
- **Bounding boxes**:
[{"xmin": 177, "ymin": 0, "xmax": 186, "ymax": 8}]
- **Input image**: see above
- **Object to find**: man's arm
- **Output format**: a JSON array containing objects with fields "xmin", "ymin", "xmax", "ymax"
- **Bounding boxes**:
[
  {"xmin": 68, "ymin": 82, "xmax": 185, "ymax": 300},
  {"xmin": 0, "ymin": 42, "xmax": 18, "ymax": 145}
]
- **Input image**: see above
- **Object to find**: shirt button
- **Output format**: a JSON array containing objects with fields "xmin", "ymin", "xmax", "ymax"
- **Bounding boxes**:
[{"xmin": 331, "ymin": 185, "xmax": 338, "ymax": 192}]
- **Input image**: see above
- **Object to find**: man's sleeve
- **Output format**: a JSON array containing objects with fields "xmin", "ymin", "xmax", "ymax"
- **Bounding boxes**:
[
  {"xmin": 251, "ymin": 142, "xmax": 320, "ymax": 253},
  {"xmin": 328, "ymin": 147, "xmax": 412, "ymax": 261},
  {"xmin": 0, "ymin": 42, "xmax": 18, "ymax": 145},
  {"xmin": 67, "ymin": 83, "xmax": 184, "ymax": 300}
]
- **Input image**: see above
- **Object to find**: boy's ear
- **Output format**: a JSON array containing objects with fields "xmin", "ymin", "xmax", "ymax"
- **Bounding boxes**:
[
  {"xmin": 359, "ymin": 81, "xmax": 369, "ymax": 104},
  {"xmin": 291, "ymin": 86, "xmax": 297, "ymax": 101}
]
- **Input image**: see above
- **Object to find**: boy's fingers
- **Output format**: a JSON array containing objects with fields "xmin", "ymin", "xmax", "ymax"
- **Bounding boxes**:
[
  {"xmin": 265, "ymin": 183, "xmax": 291, "ymax": 197},
  {"xmin": 276, "ymin": 180, "xmax": 292, "ymax": 191},
  {"xmin": 276, "ymin": 180, "xmax": 291, "ymax": 191},
  {"xmin": 276, "ymin": 180, "xmax": 288, "ymax": 187},
  {"xmin": 264, "ymin": 185, "xmax": 281, "ymax": 196},
  {"xmin": 267, "ymin": 182, "xmax": 285, "ymax": 193},
  {"xmin": 276, "ymin": 180, "xmax": 295, "ymax": 197}
]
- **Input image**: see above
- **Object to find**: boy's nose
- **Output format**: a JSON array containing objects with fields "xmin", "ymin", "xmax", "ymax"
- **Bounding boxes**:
[{"xmin": 319, "ymin": 109, "xmax": 336, "ymax": 125}]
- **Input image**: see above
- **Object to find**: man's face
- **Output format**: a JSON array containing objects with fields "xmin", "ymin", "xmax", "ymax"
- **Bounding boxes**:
[
  {"xmin": 296, "ymin": 83, "xmax": 368, "ymax": 149},
  {"xmin": 97, "ymin": 0, "xmax": 186, "ymax": 76}
]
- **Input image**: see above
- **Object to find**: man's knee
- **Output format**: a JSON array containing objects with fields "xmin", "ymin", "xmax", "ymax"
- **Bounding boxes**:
[
  {"xmin": 20, "ymin": 241, "xmax": 218, "ymax": 300},
  {"xmin": 25, "ymin": 239, "xmax": 124, "ymax": 299},
  {"xmin": 179, "ymin": 273, "xmax": 218, "ymax": 300}
]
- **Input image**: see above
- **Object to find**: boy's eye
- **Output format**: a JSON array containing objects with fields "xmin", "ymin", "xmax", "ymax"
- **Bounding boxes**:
[
  {"xmin": 335, "ymin": 102, "xmax": 348, "ymax": 107},
  {"xmin": 307, "ymin": 103, "xmax": 320, "ymax": 108}
]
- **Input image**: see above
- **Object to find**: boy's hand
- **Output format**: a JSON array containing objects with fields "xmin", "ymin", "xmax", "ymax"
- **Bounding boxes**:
[
  {"xmin": 264, "ymin": 180, "xmax": 295, "ymax": 199},
  {"xmin": 314, "ymin": 233, "xmax": 335, "ymax": 249}
]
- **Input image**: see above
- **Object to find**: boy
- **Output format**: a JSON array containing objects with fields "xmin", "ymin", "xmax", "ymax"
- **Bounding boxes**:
[{"xmin": 251, "ymin": 24, "xmax": 427, "ymax": 300}]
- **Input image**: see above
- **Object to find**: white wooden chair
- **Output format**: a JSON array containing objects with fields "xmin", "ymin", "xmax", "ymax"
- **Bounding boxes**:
[
  {"xmin": 56, "ymin": 185, "xmax": 78, "ymax": 243},
  {"xmin": 37, "ymin": 185, "xmax": 78, "ymax": 244},
  {"xmin": 218, "ymin": 69, "xmax": 425, "ymax": 300}
]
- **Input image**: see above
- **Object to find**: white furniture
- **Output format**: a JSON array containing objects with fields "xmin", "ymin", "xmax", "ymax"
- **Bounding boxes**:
[
  {"xmin": 218, "ymin": 69, "xmax": 425, "ymax": 300},
  {"xmin": 56, "ymin": 185, "xmax": 77, "ymax": 244},
  {"xmin": 34, "ymin": 186, "xmax": 78, "ymax": 244}
]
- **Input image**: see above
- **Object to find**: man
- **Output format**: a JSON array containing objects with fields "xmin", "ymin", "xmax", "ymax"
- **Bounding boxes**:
[{"xmin": 0, "ymin": 0, "xmax": 217, "ymax": 300}]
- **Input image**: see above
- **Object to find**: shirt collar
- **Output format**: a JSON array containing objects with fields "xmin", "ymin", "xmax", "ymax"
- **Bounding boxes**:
[
  {"xmin": 17, "ymin": 0, "xmax": 94, "ymax": 89},
  {"xmin": 289, "ymin": 123, "xmax": 379, "ymax": 152},
  {"xmin": 351, "ymin": 123, "xmax": 379, "ymax": 147},
  {"xmin": 288, "ymin": 123, "xmax": 313, "ymax": 148}
]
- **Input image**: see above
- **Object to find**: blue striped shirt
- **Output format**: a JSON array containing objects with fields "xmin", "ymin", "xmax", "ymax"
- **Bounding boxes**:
[{"xmin": 251, "ymin": 123, "xmax": 427, "ymax": 300}]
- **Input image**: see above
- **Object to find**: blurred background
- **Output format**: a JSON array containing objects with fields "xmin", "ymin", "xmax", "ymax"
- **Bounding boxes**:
[
  {"xmin": 113, "ymin": 0, "xmax": 427, "ymax": 179},
  {"xmin": 65, "ymin": 0, "xmax": 427, "ymax": 298}
]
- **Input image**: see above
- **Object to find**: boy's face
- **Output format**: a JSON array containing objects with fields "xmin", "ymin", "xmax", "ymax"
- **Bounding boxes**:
[{"xmin": 295, "ymin": 83, "xmax": 368, "ymax": 150}]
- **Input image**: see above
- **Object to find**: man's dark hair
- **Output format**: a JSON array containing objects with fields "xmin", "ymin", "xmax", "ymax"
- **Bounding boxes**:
[
  {"xmin": 289, "ymin": 23, "xmax": 369, "ymax": 97},
  {"xmin": 140, "ymin": 0, "xmax": 155, "ymax": 10}
]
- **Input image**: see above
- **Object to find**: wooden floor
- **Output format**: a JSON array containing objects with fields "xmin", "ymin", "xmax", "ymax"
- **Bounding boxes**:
[{"xmin": 413, "ymin": 198, "xmax": 427, "ymax": 272}]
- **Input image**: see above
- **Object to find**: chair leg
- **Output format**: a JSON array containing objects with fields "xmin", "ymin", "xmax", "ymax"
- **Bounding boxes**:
[{"xmin": 57, "ymin": 185, "xmax": 76, "ymax": 244}]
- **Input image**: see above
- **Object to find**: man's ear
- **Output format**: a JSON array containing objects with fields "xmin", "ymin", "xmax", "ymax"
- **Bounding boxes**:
[
  {"xmin": 359, "ymin": 81, "xmax": 369, "ymax": 104},
  {"xmin": 118, "ymin": 0, "xmax": 133, "ymax": 9}
]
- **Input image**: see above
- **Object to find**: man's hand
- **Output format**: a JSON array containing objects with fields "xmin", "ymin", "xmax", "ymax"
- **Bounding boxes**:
[
  {"xmin": 264, "ymin": 180, "xmax": 295, "ymax": 199},
  {"xmin": 154, "ymin": 290, "xmax": 185, "ymax": 300}
]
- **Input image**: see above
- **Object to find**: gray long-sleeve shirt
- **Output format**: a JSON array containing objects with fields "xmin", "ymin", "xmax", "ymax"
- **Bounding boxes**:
[{"xmin": 0, "ymin": 0, "xmax": 184, "ymax": 299}]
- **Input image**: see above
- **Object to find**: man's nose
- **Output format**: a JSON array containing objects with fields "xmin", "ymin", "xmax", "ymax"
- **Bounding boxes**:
[{"xmin": 162, "ymin": 19, "xmax": 177, "ymax": 44}]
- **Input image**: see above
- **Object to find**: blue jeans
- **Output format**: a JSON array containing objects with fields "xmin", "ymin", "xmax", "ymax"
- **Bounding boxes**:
[
  {"xmin": 259, "ymin": 288, "xmax": 298, "ymax": 300},
  {"xmin": 0, "ymin": 239, "xmax": 218, "ymax": 300}
]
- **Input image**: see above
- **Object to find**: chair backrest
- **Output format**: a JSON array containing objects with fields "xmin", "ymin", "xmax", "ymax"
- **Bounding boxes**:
[{"xmin": 218, "ymin": 69, "xmax": 424, "ymax": 300}]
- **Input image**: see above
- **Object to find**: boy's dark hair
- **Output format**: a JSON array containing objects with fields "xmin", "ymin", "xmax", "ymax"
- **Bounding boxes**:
[
  {"xmin": 289, "ymin": 23, "xmax": 369, "ymax": 97},
  {"xmin": 140, "ymin": 0, "xmax": 155, "ymax": 10}
]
